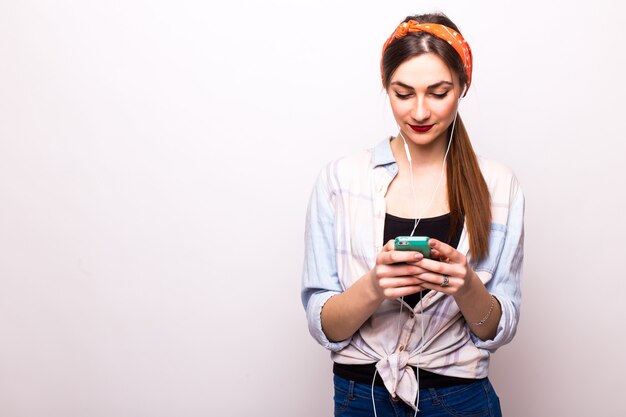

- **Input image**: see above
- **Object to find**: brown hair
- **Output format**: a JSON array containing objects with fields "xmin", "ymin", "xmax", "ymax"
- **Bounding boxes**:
[{"xmin": 382, "ymin": 12, "xmax": 491, "ymax": 260}]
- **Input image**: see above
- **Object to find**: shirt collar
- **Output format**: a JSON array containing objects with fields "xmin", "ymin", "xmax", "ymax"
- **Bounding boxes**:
[{"xmin": 372, "ymin": 137, "xmax": 397, "ymax": 168}]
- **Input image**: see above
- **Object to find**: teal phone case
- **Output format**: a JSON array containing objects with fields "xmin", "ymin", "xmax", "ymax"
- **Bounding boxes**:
[{"xmin": 394, "ymin": 236, "xmax": 431, "ymax": 258}]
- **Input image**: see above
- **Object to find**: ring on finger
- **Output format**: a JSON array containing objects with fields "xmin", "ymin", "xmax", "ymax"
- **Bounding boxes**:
[{"xmin": 440, "ymin": 275, "xmax": 450, "ymax": 288}]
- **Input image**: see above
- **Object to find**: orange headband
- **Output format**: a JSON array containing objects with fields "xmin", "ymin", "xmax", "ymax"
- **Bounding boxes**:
[{"xmin": 381, "ymin": 20, "xmax": 473, "ymax": 96}]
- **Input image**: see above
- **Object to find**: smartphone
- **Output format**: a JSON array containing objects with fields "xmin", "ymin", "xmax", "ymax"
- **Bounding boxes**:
[{"xmin": 394, "ymin": 236, "xmax": 431, "ymax": 258}]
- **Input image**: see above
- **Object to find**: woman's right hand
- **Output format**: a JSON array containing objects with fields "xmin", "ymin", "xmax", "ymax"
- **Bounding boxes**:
[
  {"xmin": 321, "ymin": 240, "xmax": 426, "ymax": 342},
  {"xmin": 370, "ymin": 240, "xmax": 426, "ymax": 299}
]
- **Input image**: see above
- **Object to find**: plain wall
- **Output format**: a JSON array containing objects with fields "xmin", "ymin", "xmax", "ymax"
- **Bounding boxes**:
[{"xmin": 1, "ymin": 1, "xmax": 625, "ymax": 416}]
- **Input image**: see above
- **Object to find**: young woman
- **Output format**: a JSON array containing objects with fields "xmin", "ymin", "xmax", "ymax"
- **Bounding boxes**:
[{"xmin": 302, "ymin": 12, "xmax": 524, "ymax": 417}]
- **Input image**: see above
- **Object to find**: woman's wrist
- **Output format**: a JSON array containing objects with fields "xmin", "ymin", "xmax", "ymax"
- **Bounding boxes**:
[
  {"xmin": 366, "ymin": 269, "xmax": 386, "ymax": 303},
  {"xmin": 453, "ymin": 268, "xmax": 480, "ymax": 300},
  {"xmin": 469, "ymin": 294, "xmax": 498, "ymax": 326},
  {"xmin": 453, "ymin": 270, "xmax": 498, "ymax": 322}
]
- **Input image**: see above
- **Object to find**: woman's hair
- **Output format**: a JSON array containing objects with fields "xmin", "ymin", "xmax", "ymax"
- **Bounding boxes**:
[{"xmin": 382, "ymin": 12, "xmax": 492, "ymax": 260}]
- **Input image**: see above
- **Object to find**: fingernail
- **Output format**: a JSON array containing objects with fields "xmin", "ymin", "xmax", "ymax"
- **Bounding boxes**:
[{"xmin": 414, "ymin": 253, "xmax": 423, "ymax": 260}]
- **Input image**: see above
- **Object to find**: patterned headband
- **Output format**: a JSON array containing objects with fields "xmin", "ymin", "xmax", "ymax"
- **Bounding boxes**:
[{"xmin": 381, "ymin": 20, "xmax": 473, "ymax": 96}]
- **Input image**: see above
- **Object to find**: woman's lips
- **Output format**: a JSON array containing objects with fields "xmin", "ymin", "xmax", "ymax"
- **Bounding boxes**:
[{"xmin": 409, "ymin": 124, "xmax": 434, "ymax": 133}]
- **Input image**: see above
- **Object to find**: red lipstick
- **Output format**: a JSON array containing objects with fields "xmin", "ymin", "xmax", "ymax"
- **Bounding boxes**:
[{"xmin": 409, "ymin": 124, "xmax": 434, "ymax": 133}]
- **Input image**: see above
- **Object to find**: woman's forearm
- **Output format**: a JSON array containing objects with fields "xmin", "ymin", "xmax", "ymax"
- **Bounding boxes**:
[
  {"xmin": 321, "ymin": 270, "xmax": 385, "ymax": 342},
  {"xmin": 454, "ymin": 272, "xmax": 502, "ymax": 341}
]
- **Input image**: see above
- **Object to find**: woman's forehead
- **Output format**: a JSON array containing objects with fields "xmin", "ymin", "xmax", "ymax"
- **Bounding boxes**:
[{"xmin": 390, "ymin": 53, "xmax": 456, "ymax": 88}]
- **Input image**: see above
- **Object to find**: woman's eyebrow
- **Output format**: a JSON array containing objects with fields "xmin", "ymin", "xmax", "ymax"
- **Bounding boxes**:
[
  {"xmin": 390, "ymin": 80, "xmax": 454, "ymax": 90},
  {"xmin": 390, "ymin": 81, "xmax": 415, "ymax": 90},
  {"xmin": 427, "ymin": 81, "xmax": 454, "ymax": 89}
]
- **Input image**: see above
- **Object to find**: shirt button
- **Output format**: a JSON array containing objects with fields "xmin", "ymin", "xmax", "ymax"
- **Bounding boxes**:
[{"xmin": 398, "ymin": 345, "xmax": 405, "ymax": 352}]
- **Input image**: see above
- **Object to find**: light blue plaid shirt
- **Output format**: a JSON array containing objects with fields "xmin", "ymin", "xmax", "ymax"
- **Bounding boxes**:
[{"xmin": 302, "ymin": 138, "xmax": 524, "ymax": 407}]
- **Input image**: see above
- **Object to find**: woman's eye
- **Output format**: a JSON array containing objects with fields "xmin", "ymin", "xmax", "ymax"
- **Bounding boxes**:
[
  {"xmin": 432, "ymin": 91, "xmax": 449, "ymax": 99},
  {"xmin": 394, "ymin": 92, "xmax": 412, "ymax": 100}
]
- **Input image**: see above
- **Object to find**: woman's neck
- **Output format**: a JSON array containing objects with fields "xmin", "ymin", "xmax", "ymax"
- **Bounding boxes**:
[{"xmin": 391, "ymin": 133, "xmax": 448, "ymax": 170}]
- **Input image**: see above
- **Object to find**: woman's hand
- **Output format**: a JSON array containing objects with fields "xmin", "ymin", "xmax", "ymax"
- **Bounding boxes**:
[
  {"xmin": 408, "ymin": 238, "xmax": 477, "ymax": 297},
  {"xmin": 413, "ymin": 238, "xmax": 501, "ymax": 340},
  {"xmin": 370, "ymin": 240, "xmax": 428, "ymax": 299},
  {"xmin": 321, "ymin": 240, "xmax": 427, "ymax": 342}
]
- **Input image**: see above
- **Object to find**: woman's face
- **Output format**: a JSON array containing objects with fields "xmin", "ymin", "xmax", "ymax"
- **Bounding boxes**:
[{"xmin": 387, "ymin": 53, "xmax": 462, "ymax": 148}]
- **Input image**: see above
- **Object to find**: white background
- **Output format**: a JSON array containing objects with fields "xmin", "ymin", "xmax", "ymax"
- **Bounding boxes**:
[{"xmin": 1, "ymin": 1, "xmax": 625, "ymax": 416}]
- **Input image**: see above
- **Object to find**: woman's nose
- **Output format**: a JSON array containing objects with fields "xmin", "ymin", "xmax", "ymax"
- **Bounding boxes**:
[{"xmin": 412, "ymin": 97, "xmax": 430, "ymax": 122}]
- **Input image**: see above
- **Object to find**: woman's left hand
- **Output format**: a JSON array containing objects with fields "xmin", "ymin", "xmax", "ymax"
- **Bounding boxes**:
[{"xmin": 409, "ymin": 238, "xmax": 477, "ymax": 297}]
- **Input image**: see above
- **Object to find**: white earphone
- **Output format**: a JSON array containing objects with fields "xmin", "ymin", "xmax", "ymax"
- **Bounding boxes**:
[
  {"xmin": 382, "ymin": 86, "xmax": 465, "ymax": 415},
  {"xmin": 459, "ymin": 84, "xmax": 467, "ymax": 100},
  {"xmin": 403, "ymin": 140, "xmax": 412, "ymax": 162}
]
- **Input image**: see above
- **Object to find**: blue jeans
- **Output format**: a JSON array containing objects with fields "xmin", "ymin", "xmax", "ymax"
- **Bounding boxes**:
[{"xmin": 333, "ymin": 375, "xmax": 502, "ymax": 417}]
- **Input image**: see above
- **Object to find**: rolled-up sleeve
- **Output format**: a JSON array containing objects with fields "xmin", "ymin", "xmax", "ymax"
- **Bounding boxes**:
[
  {"xmin": 472, "ymin": 178, "xmax": 525, "ymax": 352},
  {"xmin": 301, "ymin": 168, "xmax": 351, "ymax": 351}
]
